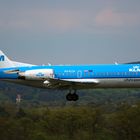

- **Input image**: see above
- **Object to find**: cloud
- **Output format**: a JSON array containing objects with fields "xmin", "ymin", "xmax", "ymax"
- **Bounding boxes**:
[
  {"xmin": 0, "ymin": 8, "xmax": 82, "ymax": 32},
  {"xmin": 0, "ymin": 6, "xmax": 140, "ymax": 34},
  {"xmin": 37, "ymin": 9, "xmax": 82, "ymax": 31},
  {"xmin": 95, "ymin": 9, "xmax": 123, "ymax": 27},
  {"xmin": 0, "ymin": 20, "xmax": 32, "ymax": 30},
  {"xmin": 95, "ymin": 8, "xmax": 140, "ymax": 27},
  {"xmin": 0, "ymin": 11, "xmax": 32, "ymax": 29}
]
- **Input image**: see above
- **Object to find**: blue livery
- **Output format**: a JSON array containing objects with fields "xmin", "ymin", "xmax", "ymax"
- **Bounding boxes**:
[
  {"xmin": 0, "ymin": 50, "xmax": 140, "ymax": 101},
  {"xmin": 0, "ymin": 55, "xmax": 5, "ymax": 61}
]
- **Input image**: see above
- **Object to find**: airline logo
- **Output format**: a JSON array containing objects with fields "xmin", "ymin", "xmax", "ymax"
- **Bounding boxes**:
[
  {"xmin": 0, "ymin": 55, "xmax": 5, "ymax": 61},
  {"xmin": 36, "ymin": 72, "xmax": 45, "ymax": 77},
  {"xmin": 129, "ymin": 66, "xmax": 140, "ymax": 72}
]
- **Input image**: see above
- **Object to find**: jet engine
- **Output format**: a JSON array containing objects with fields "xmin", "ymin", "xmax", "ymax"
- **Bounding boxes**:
[{"xmin": 18, "ymin": 69, "xmax": 54, "ymax": 80}]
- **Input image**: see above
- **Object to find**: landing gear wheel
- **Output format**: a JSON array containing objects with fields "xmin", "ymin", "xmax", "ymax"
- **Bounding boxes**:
[
  {"xmin": 72, "ymin": 93, "xmax": 79, "ymax": 101},
  {"xmin": 66, "ymin": 93, "xmax": 73, "ymax": 101},
  {"xmin": 66, "ymin": 92, "xmax": 79, "ymax": 101}
]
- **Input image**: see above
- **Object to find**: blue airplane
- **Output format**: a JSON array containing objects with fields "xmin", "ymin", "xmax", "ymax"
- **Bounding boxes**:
[{"xmin": 0, "ymin": 50, "xmax": 140, "ymax": 101}]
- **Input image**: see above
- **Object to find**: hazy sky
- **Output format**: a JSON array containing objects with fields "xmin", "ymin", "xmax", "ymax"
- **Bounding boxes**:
[{"xmin": 0, "ymin": 0, "xmax": 140, "ymax": 65}]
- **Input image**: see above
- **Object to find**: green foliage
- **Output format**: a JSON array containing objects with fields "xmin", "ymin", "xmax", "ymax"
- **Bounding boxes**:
[
  {"xmin": 0, "ymin": 82, "xmax": 140, "ymax": 139},
  {"xmin": 0, "ymin": 103, "xmax": 139, "ymax": 140},
  {"xmin": 0, "ymin": 81, "xmax": 140, "ymax": 107},
  {"xmin": 107, "ymin": 103, "xmax": 140, "ymax": 140}
]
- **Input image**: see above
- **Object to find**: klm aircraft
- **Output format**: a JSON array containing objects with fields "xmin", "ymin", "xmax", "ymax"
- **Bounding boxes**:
[{"xmin": 0, "ymin": 50, "xmax": 140, "ymax": 101}]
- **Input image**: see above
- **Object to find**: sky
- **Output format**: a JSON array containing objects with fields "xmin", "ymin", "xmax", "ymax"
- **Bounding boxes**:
[{"xmin": 0, "ymin": 0, "xmax": 140, "ymax": 65}]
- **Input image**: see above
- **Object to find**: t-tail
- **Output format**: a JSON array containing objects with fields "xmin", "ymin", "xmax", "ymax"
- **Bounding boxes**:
[
  {"xmin": 0, "ymin": 50, "xmax": 35, "ymax": 68},
  {"xmin": 0, "ymin": 50, "xmax": 14, "ymax": 68}
]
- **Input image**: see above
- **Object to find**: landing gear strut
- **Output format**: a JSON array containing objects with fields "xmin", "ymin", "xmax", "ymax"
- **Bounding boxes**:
[{"xmin": 66, "ymin": 90, "xmax": 79, "ymax": 101}]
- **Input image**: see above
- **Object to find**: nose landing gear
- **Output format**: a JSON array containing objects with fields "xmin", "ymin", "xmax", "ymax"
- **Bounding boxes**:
[{"xmin": 66, "ymin": 90, "xmax": 79, "ymax": 101}]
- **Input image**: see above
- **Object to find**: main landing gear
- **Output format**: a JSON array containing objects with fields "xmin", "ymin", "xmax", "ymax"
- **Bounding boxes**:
[{"xmin": 66, "ymin": 90, "xmax": 79, "ymax": 101}]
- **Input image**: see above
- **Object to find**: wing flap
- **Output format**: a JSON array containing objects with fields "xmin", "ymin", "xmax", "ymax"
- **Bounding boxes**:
[{"xmin": 44, "ymin": 78, "xmax": 99, "ymax": 89}]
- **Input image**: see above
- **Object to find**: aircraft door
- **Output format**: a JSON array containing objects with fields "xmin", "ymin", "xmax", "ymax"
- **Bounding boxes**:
[{"xmin": 77, "ymin": 70, "xmax": 82, "ymax": 78}]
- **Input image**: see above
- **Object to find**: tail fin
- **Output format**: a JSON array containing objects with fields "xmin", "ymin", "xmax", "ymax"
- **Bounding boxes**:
[{"xmin": 0, "ymin": 50, "xmax": 14, "ymax": 68}]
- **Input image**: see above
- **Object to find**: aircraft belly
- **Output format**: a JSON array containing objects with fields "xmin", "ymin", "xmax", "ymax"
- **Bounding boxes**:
[
  {"xmin": 2, "ymin": 78, "xmax": 140, "ymax": 90},
  {"xmin": 96, "ymin": 78, "xmax": 140, "ymax": 88}
]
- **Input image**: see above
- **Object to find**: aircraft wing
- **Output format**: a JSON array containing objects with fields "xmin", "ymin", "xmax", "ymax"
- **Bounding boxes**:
[
  {"xmin": 4, "ymin": 69, "xmax": 99, "ymax": 89},
  {"xmin": 44, "ymin": 78, "xmax": 99, "ymax": 89}
]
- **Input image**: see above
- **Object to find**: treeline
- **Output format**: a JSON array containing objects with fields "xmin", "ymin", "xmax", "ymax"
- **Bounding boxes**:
[
  {"xmin": 0, "ymin": 81, "xmax": 140, "ymax": 139},
  {"xmin": 0, "ymin": 102, "xmax": 140, "ymax": 140},
  {"xmin": 0, "ymin": 81, "xmax": 140, "ymax": 107}
]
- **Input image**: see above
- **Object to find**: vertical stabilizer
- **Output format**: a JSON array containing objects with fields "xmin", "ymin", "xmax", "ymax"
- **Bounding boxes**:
[{"xmin": 0, "ymin": 50, "xmax": 14, "ymax": 68}]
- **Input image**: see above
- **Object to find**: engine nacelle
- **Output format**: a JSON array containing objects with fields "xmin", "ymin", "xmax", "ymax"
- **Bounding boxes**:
[{"xmin": 19, "ymin": 69, "xmax": 54, "ymax": 80}]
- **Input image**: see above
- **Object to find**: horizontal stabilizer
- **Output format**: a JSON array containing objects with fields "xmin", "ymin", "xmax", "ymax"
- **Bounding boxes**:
[
  {"xmin": 4, "ymin": 69, "xmax": 20, "ymax": 74},
  {"xmin": 124, "ymin": 61, "xmax": 140, "ymax": 64},
  {"xmin": 0, "ymin": 50, "xmax": 35, "ymax": 68}
]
